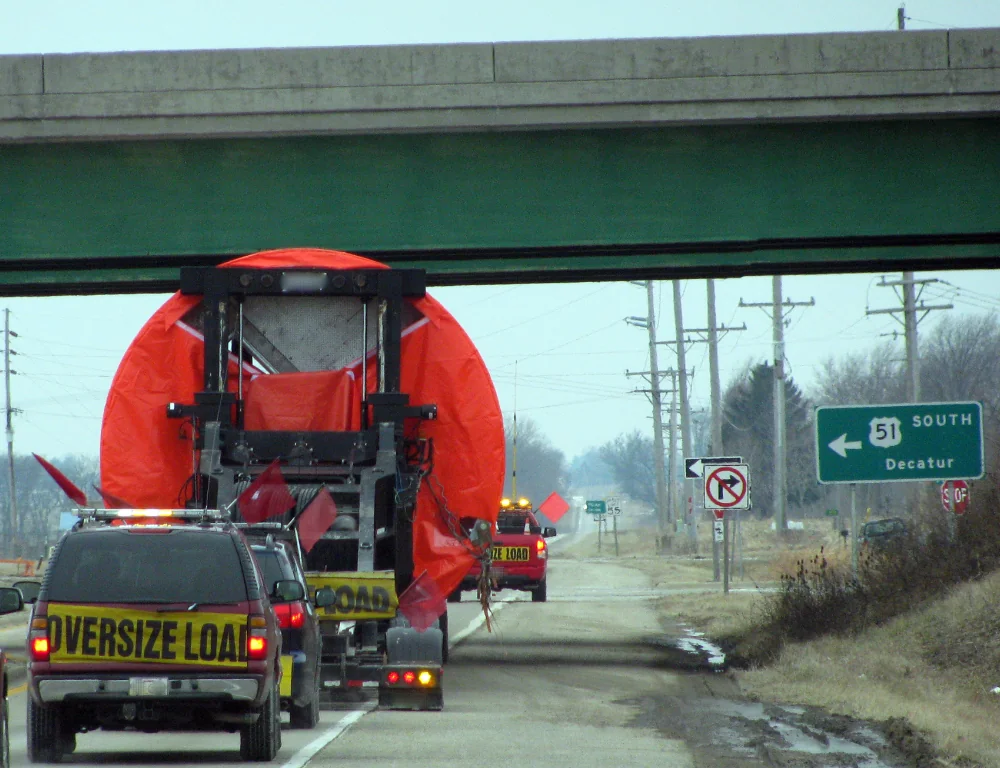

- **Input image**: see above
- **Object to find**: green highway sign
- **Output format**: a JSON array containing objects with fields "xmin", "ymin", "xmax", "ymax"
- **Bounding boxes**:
[
  {"xmin": 586, "ymin": 500, "xmax": 606, "ymax": 515},
  {"xmin": 824, "ymin": 509, "xmax": 839, "ymax": 517},
  {"xmin": 815, "ymin": 401, "xmax": 984, "ymax": 484}
]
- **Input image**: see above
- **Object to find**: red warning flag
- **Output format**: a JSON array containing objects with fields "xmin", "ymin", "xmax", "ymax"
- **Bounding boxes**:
[
  {"xmin": 537, "ymin": 491, "xmax": 570, "ymax": 523},
  {"xmin": 92, "ymin": 484, "xmax": 135, "ymax": 510},
  {"xmin": 297, "ymin": 488, "xmax": 338, "ymax": 554},
  {"xmin": 33, "ymin": 454, "xmax": 87, "ymax": 506},
  {"xmin": 397, "ymin": 570, "xmax": 446, "ymax": 632},
  {"xmin": 237, "ymin": 460, "xmax": 296, "ymax": 524}
]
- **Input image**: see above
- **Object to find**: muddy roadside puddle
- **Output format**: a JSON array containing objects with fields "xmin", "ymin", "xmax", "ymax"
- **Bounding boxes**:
[{"xmin": 624, "ymin": 625, "xmax": 920, "ymax": 767}]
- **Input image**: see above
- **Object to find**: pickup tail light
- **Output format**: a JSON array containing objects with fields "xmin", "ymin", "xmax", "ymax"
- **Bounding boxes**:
[
  {"xmin": 536, "ymin": 539, "xmax": 547, "ymax": 560},
  {"xmin": 247, "ymin": 615, "xmax": 268, "ymax": 660},
  {"xmin": 273, "ymin": 601, "xmax": 305, "ymax": 630},
  {"xmin": 29, "ymin": 617, "xmax": 50, "ymax": 662}
]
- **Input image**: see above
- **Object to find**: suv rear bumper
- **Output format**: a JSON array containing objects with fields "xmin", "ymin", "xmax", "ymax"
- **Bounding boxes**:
[
  {"xmin": 35, "ymin": 676, "xmax": 260, "ymax": 703},
  {"xmin": 459, "ymin": 573, "xmax": 544, "ymax": 591}
]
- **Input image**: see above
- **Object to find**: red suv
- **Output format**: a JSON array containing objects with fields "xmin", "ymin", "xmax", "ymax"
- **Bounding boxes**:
[
  {"xmin": 450, "ymin": 498, "xmax": 556, "ymax": 603},
  {"xmin": 26, "ymin": 510, "xmax": 292, "ymax": 763}
]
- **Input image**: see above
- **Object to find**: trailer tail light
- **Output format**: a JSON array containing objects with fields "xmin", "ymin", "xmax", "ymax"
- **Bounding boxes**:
[
  {"xmin": 273, "ymin": 602, "xmax": 305, "ymax": 629},
  {"xmin": 379, "ymin": 664, "xmax": 443, "ymax": 710},
  {"xmin": 248, "ymin": 615, "xmax": 268, "ymax": 660},
  {"xmin": 382, "ymin": 667, "xmax": 438, "ymax": 688},
  {"xmin": 29, "ymin": 618, "xmax": 49, "ymax": 662}
]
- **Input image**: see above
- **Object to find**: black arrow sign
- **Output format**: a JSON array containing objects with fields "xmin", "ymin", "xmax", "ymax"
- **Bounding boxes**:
[{"xmin": 717, "ymin": 474, "xmax": 741, "ymax": 499}]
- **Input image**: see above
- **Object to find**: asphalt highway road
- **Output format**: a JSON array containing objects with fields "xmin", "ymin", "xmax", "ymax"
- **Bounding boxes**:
[{"xmin": 1, "ymin": 545, "xmax": 908, "ymax": 767}]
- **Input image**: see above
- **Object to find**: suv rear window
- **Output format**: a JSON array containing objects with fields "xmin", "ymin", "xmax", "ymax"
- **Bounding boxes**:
[
  {"xmin": 46, "ymin": 529, "xmax": 249, "ymax": 605},
  {"xmin": 251, "ymin": 547, "xmax": 294, "ymax": 595}
]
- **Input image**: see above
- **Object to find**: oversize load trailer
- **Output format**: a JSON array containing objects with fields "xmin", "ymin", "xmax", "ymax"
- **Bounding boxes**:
[{"xmin": 100, "ymin": 249, "xmax": 505, "ymax": 709}]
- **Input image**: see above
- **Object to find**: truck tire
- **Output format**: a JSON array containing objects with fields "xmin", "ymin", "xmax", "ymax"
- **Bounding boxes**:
[
  {"xmin": 386, "ymin": 626, "xmax": 444, "ymax": 665},
  {"xmin": 439, "ymin": 610, "xmax": 450, "ymax": 664},
  {"xmin": 1, "ymin": 692, "xmax": 9, "ymax": 768},
  {"xmin": 531, "ymin": 578, "xmax": 547, "ymax": 603},
  {"xmin": 240, "ymin": 683, "xmax": 280, "ymax": 761},
  {"xmin": 446, "ymin": 589, "xmax": 461, "ymax": 603},
  {"xmin": 27, "ymin": 698, "xmax": 62, "ymax": 764},
  {"xmin": 289, "ymin": 691, "xmax": 320, "ymax": 730}
]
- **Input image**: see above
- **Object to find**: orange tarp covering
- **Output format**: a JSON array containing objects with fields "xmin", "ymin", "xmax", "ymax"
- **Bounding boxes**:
[
  {"xmin": 100, "ymin": 249, "xmax": 504, "ymax": 596},
  {"xmin": 243, "ymin": 370, "xmax": 361, "ymax": 433}
]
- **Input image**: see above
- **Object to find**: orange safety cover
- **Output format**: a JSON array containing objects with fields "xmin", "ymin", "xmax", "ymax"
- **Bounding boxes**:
[
  {"xmin": 243, "ymin": 370, "xmax": 361, "ymax": 433},
  {"xmin": 100, "ymin": 248, "xmax": 504, "ymax": 597}
]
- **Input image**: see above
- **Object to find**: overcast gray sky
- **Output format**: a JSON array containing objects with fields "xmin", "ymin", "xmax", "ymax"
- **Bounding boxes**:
[{"xmin": 2, "ymin": 1, "xmax": 1000, "ymax": 465}]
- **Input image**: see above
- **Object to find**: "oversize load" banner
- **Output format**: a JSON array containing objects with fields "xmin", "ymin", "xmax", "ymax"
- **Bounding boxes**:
[
  {"xmin": 306, "ymin": 571, "xmax": 398, "ymax": 621},
  {"xmin": 46, "ymin": 603, "xmax": 249, "ymax": 667}
]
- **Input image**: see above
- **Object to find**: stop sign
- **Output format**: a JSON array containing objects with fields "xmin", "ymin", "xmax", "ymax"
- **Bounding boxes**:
[{"xmin": 941, "ymin": 480, "xmax": 970, "ymax": 515}]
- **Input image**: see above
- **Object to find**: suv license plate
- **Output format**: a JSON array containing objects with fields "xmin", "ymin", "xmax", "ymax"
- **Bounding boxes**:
[{"xmin": 130, "ymin": 677, "xmax": 169, "ymax": 697}]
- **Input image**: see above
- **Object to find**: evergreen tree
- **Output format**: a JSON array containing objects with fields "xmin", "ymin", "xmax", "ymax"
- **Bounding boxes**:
[{"xmin": 721, "ymin": 363, "xmax": 817, "ymax": 518}]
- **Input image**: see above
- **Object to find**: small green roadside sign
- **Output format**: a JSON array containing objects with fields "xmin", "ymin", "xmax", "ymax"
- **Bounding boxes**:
[
  {"xmin": 586, "ymin": 500, "xmax": 606, "ymax": 515},
  {"xmin": 815, "ymin": 401, "xmax": 984, "ymax": 484}
]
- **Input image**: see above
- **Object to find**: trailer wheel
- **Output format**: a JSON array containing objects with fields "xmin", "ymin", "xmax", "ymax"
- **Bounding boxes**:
[
  {"xmin": 289, "ymin": 691, "xmax": 320, "ymax": 730},
  {"xmin": 386, "ymin": 626, "xmax": 444, "ymax": 665},
  {"xmin": 531, "ymin": 578, "xmax": 547, "ymax": 603},
  {"xmin": 27, "ymin": 698, "xmax": 63, "ymax": 764}
]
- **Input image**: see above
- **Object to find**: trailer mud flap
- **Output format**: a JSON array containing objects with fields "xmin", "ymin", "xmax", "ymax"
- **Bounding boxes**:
[{"xmin": 378, "ymin": 664, "xmax": 443, "ymax": 711}]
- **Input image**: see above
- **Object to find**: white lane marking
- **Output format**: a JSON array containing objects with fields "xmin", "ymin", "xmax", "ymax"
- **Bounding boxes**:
[{"xmin": 281, "ymin": 703, "xmax": 375, "ymax": 768}]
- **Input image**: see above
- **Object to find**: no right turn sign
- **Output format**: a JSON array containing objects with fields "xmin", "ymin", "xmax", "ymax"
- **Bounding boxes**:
[{"xmin": 703, "ymin": 464, "xmax": 751, "ymax": 511}]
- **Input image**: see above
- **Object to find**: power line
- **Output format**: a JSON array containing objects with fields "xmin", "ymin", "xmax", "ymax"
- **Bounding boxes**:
[{"xmin": 472, "ymin": 286, "xmax": 605, "ymax": 341}]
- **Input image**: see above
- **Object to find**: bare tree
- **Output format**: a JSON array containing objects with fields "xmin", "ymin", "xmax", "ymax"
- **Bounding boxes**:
[
  {"xmin": 504, "ymin": 417, "xmax": 568, "ymax": 508},
  {"xmin": 0, "ymin": 454, "xmax": 99, "ymax": 557},
  {"xmin": 813, "ymin": 341, "xmax": 905, "ymax": 406},
  {"xmin": 599, "ymin": 431, "xmax": 656, "ymax": 506}
]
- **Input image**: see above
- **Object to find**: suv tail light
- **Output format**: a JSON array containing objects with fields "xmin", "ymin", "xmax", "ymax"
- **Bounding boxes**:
[
  {"xmin": 29, "ymin": 617, "xmax": 50, "ymax": 662},
  {"xmin": 273, "ymin": 601, "xmax": 305, "ymax": 630},
  {"xmin": 247, "ymin": 615, "xmax": 268, "ymax": 660}
]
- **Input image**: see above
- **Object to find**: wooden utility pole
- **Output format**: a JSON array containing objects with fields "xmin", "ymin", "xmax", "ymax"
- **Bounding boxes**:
[
  {"xmin": 4, "ymin": 309, "xmax": 17, "ymax": 549},
  {"xmin": 672, "ymin": 281, "xmax": 696, "ymax": 550},
  {"xmin": 866, "ymin": 275, "xmax": 951, "ymax": 404},
  {"xmin": 626, "ymin": 282, "xmax": 670, "ymax": 539},
  {"xmin": 740, "ymin": 281, "xmax": 813, "ymax": 533}
]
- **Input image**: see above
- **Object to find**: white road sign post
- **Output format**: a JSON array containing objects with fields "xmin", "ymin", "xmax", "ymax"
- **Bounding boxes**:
[
  {"xmin": 686, "ymin": 456, "xmax": 743, "ymax": 585},
  {"xmin": 701, "ymin": 463, "xmax": 751, "ymax": 597},
  {"xmin": 605, "ymin": 497, "xmax": 621, "ymax": 555}
]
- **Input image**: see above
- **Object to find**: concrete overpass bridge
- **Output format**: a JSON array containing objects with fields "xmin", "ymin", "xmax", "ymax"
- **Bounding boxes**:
[{"xmin": 1, "ymin": 29, "xmax": 999, "ymax": 294}]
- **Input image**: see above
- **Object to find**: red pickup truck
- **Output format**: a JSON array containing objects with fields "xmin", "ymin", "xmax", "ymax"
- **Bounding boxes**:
[{"xmin": 450, "ymin": 498, "xmax": 557, "ymax": 603}]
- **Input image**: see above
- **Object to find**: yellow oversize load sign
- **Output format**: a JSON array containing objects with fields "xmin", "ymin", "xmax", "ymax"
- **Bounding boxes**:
[
  {"xmin": 306, "ymin": 571, "xmax": 397, "ymax": 621},
  {"xmin": 46, "ymin": 603, "xmax": 249, "ymax": 667}
]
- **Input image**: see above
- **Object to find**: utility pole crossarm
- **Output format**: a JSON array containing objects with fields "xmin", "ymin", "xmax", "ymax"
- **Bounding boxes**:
[{"xmin": 869, "ymin": 272, "xmax": 951, "ymax": 403}]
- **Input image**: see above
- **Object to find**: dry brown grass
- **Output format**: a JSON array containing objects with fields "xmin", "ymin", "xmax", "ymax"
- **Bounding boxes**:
[{"xmin": 737, "ymin": 571, "xmax": 1000, "ymax": 767}]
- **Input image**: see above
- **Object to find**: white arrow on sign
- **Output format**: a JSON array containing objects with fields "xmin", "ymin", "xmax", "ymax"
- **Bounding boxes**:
[{"xmin": 828, "ymin": 433, "xmax": 863, "ymax": 458}]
